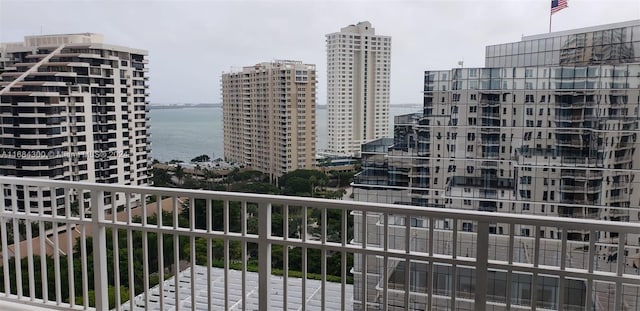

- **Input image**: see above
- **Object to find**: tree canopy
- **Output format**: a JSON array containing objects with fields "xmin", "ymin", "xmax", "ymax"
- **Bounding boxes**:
[
  {"xmin": 191, "ymin": 154, "xmax": 211, "ymax": 163},
  {"xmin": 279, "ymin": 170, "xmax": 329, "ymax": 196}
]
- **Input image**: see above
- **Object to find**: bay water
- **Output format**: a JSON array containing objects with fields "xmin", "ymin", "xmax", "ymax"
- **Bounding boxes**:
[{"xmin": 149, "ymin": 105, "xmax": 421, "ymax": 162}]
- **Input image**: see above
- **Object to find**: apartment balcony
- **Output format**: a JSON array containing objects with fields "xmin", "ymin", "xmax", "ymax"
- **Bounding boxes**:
[
  {"xmin": 612, "ymin": 154, "xmax": 633, "ymax": 164},
  {"xmin": 481, "ymin": 151, "xmax": 499, "ymax": 159},
  {"xmin": 560, "ymin": 183, "xmax": 601, "ymax": 193},
  {"xmin": 611, "ymin": 181, "xmax": 628, "ymax": 189},
  {"xmin": 480, "ymin": 160, "xmax": 499, "ymax": 168},
  {"xmin": 479, "ymin": 127, "xmax": 500, "ymax": 134},
  {"xmin": 560, "ymin": 169, "xmax": 603, "ymax": 179},
  {"xmin": 556, "ymin": 138, "xmax": 583, "ymax": 147},
  {"xmin": 0, "ymin": 177, "xmax": 639, "ymax": 310},
  {"xmin": 480, "ymin": 138, "xmax": 500, "ymax": 146},
  {"xmin": 555, "ymin": 114, "xmax": 584, "ymax": 122},
  {"xmin": 558, "ymin": 206, "xmax": 601, "ymax": 219}
]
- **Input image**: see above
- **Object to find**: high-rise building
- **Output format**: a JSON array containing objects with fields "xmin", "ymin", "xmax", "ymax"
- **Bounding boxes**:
[
  {"xmin": 326, "ymin": 21, "xmax": 391, "ymax": 157},
  {"xmin": 0, "ymin": 33, "xmax": 151, "ymax": 212},
  {"xmin": 222, "ymin": 60, "xmax": 317, "ymax": 178},
  {"xmin": 352, "ymin": 20, "xmax": 640, "ymax": 310}
]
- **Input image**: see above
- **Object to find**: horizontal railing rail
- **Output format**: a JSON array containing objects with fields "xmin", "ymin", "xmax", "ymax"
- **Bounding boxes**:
[{"xmin": 0, "ymin": 176, "xmax": 639, "ymax": 310}]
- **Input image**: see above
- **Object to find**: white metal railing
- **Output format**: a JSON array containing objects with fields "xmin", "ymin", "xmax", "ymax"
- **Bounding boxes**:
[{"xmin": 0, "ymin": 176, "xmax": 639, "ymax": 310}]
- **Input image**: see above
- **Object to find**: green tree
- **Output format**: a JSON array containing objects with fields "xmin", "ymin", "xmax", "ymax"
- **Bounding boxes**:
[
  {"xmin": 283, "ymin": 177, "xmax": 310, "ymax": 196},
  {"xmin": 317, "ymin": 178, "xmax": 327, "ymax": 192},
  {"xmin": 76, "ymin": 285, "xmax": 130, "ymax": 309},
  {"xmin": 191, "ymin": 154, "xmax": 211, "ymax": 163},
  {"xmin": 279, "ymin": 169, "xmax": 329, "ymax": 196},
  {"xmin": 151, "ymin": 167, "xmax": 172, "ymax": 187},
  {"xmin": 332, "ymin": 171, "xmax": 355, "ymax": 187},
  {"xmin": 180, "ymin": 199, "xmax": 244, "ymax": 232},
  {"xmin": 231, "ymin": 182, "xmax": 280, "ymax": 194}
]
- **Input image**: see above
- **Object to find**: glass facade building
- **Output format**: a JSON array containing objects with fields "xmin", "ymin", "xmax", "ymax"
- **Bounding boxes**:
[
  {"xmin": 352, "ymin": 20, "xmax": 640, "ymax": 310},
  {"xmin": 486, "ymin": 20, "xmax": 640, "ymax": 67}
]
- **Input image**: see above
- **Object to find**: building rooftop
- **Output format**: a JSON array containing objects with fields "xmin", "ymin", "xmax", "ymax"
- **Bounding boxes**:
[
  {"xmin": 23, "ymin": 33, "xmax": 104, "ymax": 46},
  {"xmin": 224, "ymin": 60, "xmax": 315, "ymax": 74},
  {"xmin": 522, "ymin": 19, "xmax": 640, "ymax": 41},
  {"xmin": 122, "ymin": 265, "xmax": 354, "ymax": 310},
  {"xmin": 0, "ymin": 33, "xmax": 147, "ymax": 55}
]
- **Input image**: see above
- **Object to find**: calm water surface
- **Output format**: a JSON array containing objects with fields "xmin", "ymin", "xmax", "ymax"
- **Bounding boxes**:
[{"xmin": 150, "ymin": 106, "xmax": 420, "ymax": 162}]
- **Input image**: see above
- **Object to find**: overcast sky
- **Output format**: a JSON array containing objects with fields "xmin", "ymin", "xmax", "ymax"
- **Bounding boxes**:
[{"xmin": 1, "ymin": 0, "xmax": 639, "ymax": 105}]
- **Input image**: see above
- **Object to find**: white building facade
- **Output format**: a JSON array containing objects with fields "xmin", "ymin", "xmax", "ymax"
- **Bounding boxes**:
[{"xmin": 326, "ymin": 21, "xmax": 391, "ymax": 157}]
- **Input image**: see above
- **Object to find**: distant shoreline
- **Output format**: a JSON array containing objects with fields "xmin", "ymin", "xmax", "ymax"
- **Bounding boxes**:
[
  {"xmin": 150, "ymin": 103, "xmax": 421, "ymax": 110},
  {"xmin": 150, "ymin": 103, "xmax": 221, "ymax": 109}
]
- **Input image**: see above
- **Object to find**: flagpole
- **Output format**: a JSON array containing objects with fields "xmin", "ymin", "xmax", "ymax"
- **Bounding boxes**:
[{"xmin": 550, "ymin": 0, "xmax": 569, "ymax": 33}]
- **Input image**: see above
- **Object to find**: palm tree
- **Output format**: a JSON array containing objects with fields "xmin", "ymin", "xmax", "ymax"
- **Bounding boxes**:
[
  {"xmin": 318, "ymin": 178, "xmax": 327, "ymax": 192},
  {"xmin": 309, "ymin": 176, "xmax": 317, "ymax": 197},
  {"xmin": 175, "ymin": 164, "xmax": 185, "ymax": 185},
  {"xmin": 226, "ymin": 168, "xmax": 240, "ymax": 191},
  {"xmin": 194, "ymin": 164, "xmax": 202, "ymax": 179}
]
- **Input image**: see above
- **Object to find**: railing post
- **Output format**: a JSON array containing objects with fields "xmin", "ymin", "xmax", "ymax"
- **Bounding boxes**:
[
  {"xmin": 258, "ymin": 202, "xmax": 272, "ymax": 310},
  {"xmin": 475, "ymin": 221, "xmax": 489, "ymax": 311},
  {"xmin": 91, "ymin": 190, "xmax": 108, "ymax": 310}
]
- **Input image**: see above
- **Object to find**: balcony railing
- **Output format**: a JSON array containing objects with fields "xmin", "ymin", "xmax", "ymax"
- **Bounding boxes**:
[{"xmin": 0, "ymin": 176, "xmax": 639, "ymax": 310}]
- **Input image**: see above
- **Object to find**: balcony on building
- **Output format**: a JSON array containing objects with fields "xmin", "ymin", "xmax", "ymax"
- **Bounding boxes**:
[{"xmin": 0, "ymin": 176, "xmax": 639, "ymax": 310}]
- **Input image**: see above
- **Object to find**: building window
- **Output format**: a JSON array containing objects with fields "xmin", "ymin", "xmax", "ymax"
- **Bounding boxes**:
[
  {"xmin": 525, "ymin": 68, "xmax": 533, "ymax": 78},
  {"xmin": 462, "ymin": 222, "xmax": 474, "ymax": 232},
  {"xmin": 525, "ymin": 94, "xmax": 534, "ymax": 102}
]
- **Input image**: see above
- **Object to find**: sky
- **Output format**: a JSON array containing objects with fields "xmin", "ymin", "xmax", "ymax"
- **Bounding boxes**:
[{"xmin": 1, "ymin": 0, "xmax": 639, "ymax": 105}]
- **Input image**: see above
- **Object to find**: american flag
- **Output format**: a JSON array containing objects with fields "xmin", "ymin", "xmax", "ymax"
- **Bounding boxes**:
[{"xmin": 551, "ymin": 0, "xmax": 568, "ymax": 14}]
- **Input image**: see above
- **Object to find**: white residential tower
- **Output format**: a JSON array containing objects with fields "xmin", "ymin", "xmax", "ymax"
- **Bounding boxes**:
[{"xmin": 326, "ymin": 21, "xmax": 391, "ymax": 157}]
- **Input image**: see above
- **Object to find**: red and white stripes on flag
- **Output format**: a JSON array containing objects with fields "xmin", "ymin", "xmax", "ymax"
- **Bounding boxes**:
[{"xmin": 551, "ymin": 0, "xmax": 568, "ymax": 14}]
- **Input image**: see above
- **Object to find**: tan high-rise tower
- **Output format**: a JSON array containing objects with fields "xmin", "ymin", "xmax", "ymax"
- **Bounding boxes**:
[
  {"xmin": 222, "ymin": 60, "xmax": 317, "ymax": 179},
  {"xmin": 326, "ymin": 21, "xmax": 391, "ymax": 157}
]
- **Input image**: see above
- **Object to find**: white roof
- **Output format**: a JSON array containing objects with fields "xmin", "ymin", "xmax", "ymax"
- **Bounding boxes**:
[{"xmin": 121, "ymin": 265, "xmax": 354, "ymax": 310}]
